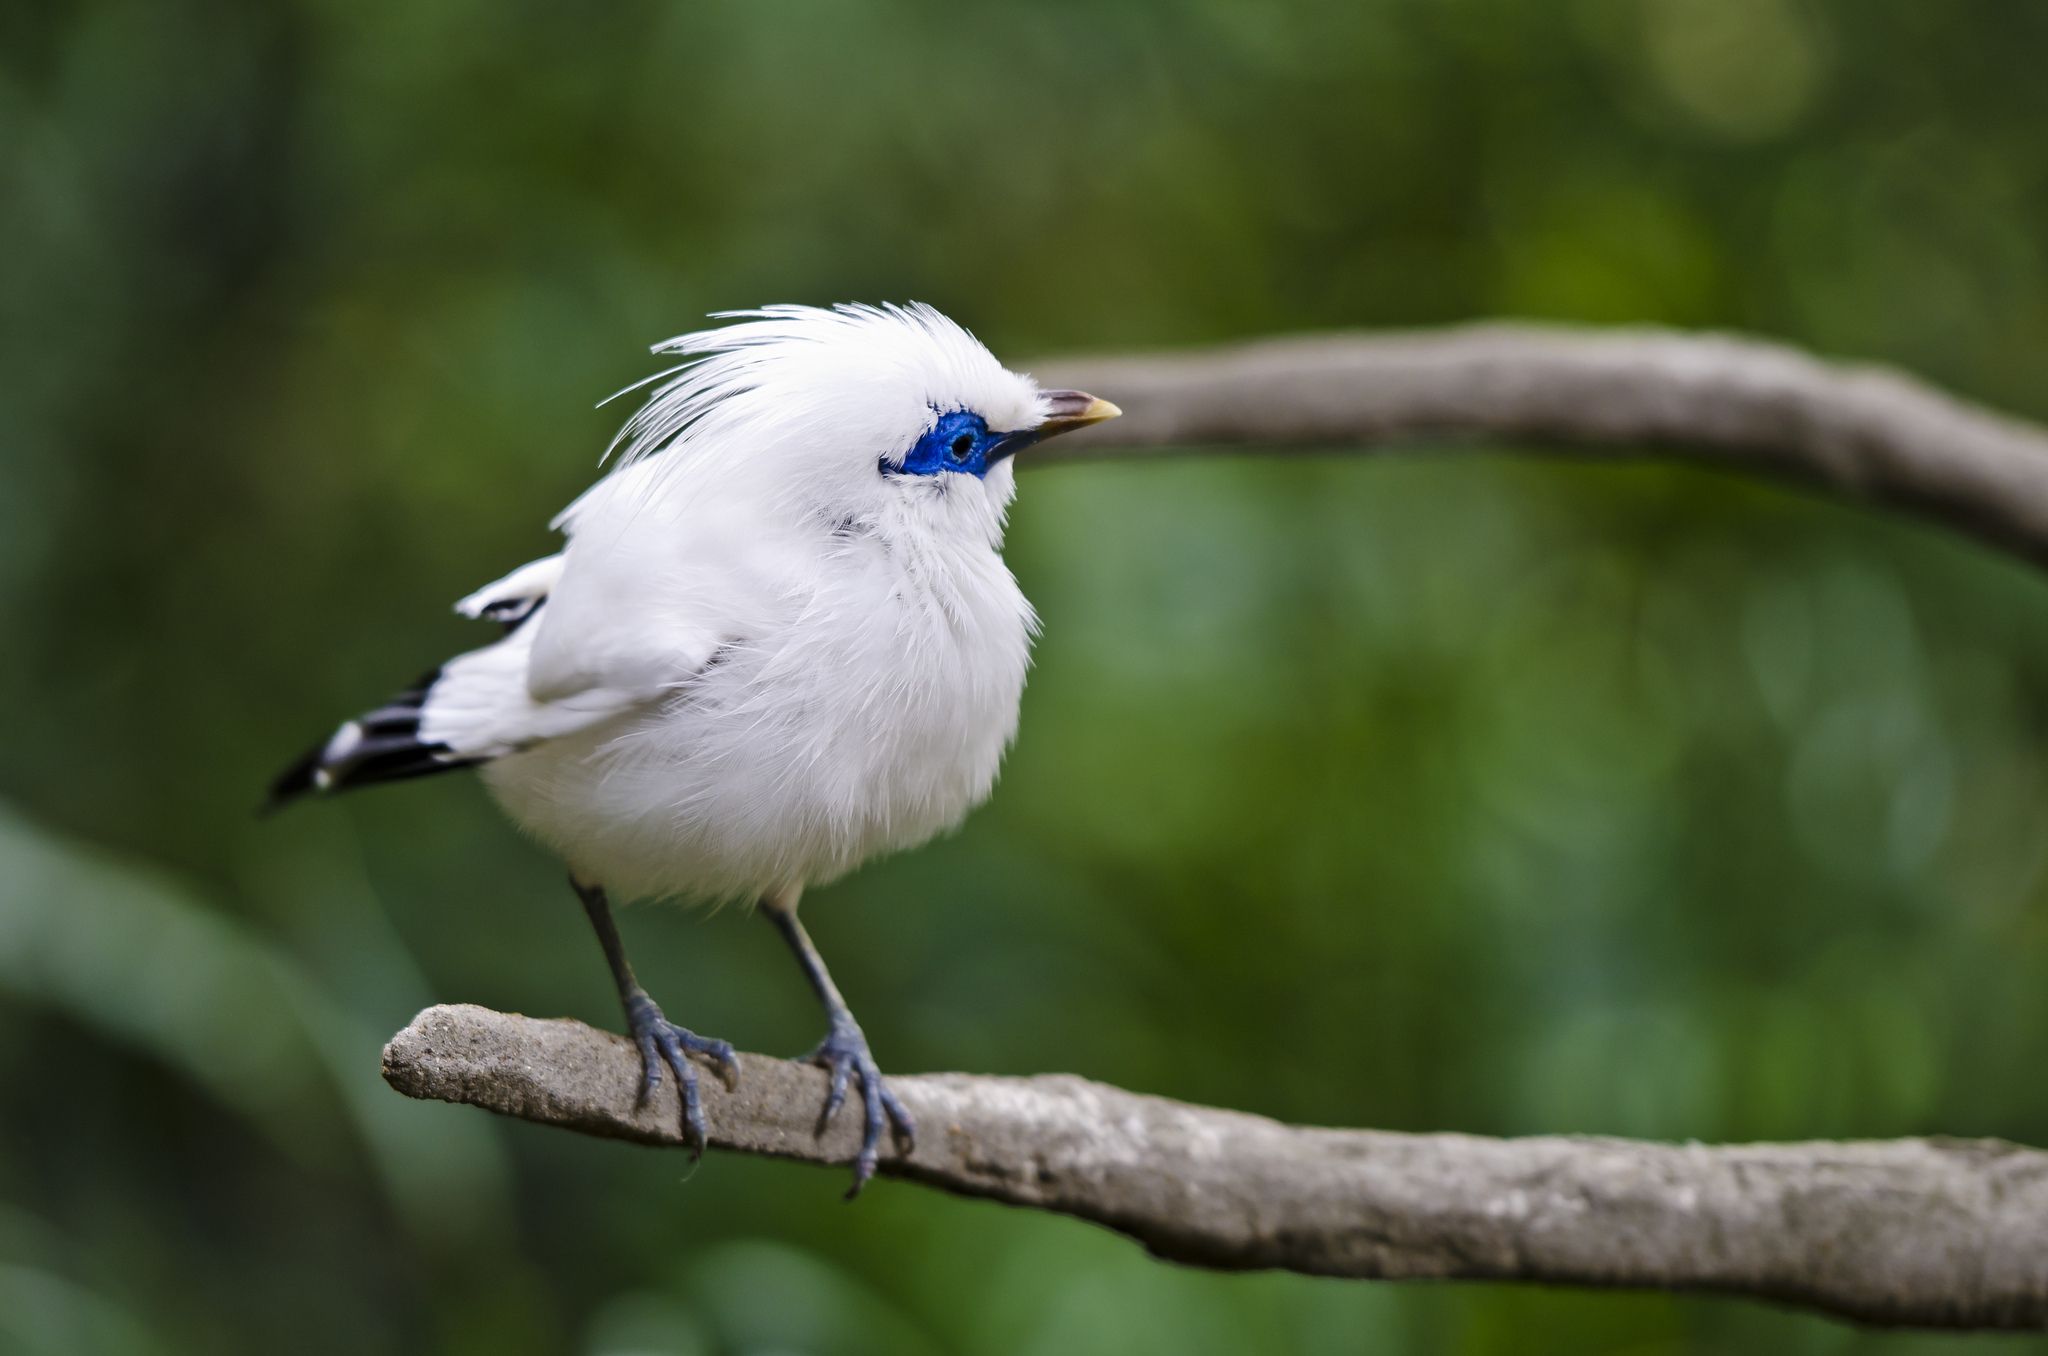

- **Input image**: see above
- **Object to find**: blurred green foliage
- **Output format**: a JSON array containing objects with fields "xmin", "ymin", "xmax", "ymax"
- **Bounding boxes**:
[{"xmin": 6, "ymin": 0, "xmax": 2048, "ymax": 1351}]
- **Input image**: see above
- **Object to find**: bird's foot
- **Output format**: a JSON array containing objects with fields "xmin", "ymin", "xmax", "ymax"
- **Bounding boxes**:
[
  {"xmin": 807, "ymin": 1018, "xmax": 915, "ymax": 1198},
  {"xmin": 623, "ymin": 989, "xmax": 739, "ymax": 1158}
]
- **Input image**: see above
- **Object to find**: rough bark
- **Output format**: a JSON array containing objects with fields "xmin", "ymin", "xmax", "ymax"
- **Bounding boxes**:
[
  {"xmin": 1031, "ymin": 323, "xmax": 2048, "ymax": 566},
  {"xmin": 386, "ymin": 1005, "xmax": 2048, "ymax": 1331}
]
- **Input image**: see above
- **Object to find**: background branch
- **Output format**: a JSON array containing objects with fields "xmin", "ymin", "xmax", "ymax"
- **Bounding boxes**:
[
  {"xmin": 385, "ymin": 330, "xmax": 2048, "ymax": 1332},
  {"xmin": 1032, "ymin": 324, "xmax": 2048, "ymax": 566},
  {"xmin": 386, "ymin": 1005, "xmax": 2048, "ymax": 1331}
]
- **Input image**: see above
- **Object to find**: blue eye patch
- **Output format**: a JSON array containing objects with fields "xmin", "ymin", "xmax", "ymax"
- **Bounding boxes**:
[{"xmin": 886, "ymin": 410, "xmax": 1037, "ymax": 480}]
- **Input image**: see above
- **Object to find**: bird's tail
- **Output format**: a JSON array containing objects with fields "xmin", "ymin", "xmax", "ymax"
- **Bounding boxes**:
[{"xmin": 265, "ymin": 666, "xmax": 484, "ymax": 812}]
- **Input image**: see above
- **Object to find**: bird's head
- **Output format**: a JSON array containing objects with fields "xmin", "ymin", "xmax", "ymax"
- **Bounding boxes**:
[{"xmin": 596, "ymin": 304, "xmax": 1118, "ymax": 546}]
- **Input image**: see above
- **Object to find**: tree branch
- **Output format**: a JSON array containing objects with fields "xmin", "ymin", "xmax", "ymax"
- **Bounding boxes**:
[
  {"xmin": 386, "ymin": 1005, "xmax": 2048, "ymax": 1331},
  {"xmin": 1030, "ymin": 323, "xmax": 2048, "ymax": 566}
]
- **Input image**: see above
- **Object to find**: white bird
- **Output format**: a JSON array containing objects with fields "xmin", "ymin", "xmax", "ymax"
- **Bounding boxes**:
[{"xmin": 270, "ymin": 303, "xmax": 1120, "ymax": 1192}]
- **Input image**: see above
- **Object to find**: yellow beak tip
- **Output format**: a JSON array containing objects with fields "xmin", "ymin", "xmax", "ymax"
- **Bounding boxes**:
[{"xmin": 1034, "ymin": 389, "xmax": 1123, "ymax": 438}]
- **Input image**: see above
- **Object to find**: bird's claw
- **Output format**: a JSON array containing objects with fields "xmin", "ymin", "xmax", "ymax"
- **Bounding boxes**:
[
  {"xmin": 807, "ymin": 1020, "xmax": 915, "ymax": 1198},
  {"xmin": 624, "ymin": 990, "xmax": 739, "ymax": 1159}
]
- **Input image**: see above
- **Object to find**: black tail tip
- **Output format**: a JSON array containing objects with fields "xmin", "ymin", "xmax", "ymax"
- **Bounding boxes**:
[{"xmin": 260, "ymin": 745, "xmax": 327, "ymax": 816}]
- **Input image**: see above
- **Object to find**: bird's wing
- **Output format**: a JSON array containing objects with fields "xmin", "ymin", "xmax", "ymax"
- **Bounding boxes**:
[
  {"xmin": 410, "ymin": 626, "xmax": 654, "ymax": 761},
  {"xmin": 422, "ymin": 536, "xmax": 732, "ymax": 760},
  {"xmin": 269, "ymin": 538, "xmax": 727, "ymax": 809}
]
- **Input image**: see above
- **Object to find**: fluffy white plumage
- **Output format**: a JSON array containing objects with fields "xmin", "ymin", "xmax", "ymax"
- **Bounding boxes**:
[{"xmin": 423, "ymin": 303, "xmax": 1057, "ymax": 900}]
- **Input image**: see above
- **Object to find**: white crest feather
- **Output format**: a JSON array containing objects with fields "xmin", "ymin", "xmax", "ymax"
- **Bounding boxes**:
[{"xmin": 554, "ymin": 303, "xmax": 1044, "ymax": 533}]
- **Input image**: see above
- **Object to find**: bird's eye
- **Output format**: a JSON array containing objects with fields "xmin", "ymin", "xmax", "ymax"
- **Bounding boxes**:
[{"xmin": 949, "ymin": 433, "xmax": 974, "ymax": 461}]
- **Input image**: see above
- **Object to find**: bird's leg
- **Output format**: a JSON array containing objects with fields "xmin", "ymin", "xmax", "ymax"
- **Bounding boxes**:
[
  {"xmin": 760, "ymin": 895, "xmax": 915, "ymax": 1197},
  {"xmin": 572, "ymin": 877, "xmax": 739, "ymax": 1157}
]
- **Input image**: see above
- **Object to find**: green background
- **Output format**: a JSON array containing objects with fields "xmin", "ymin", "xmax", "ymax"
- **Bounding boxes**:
[{"xmin": 6, "ymin": 0, "xmax": 2048, "ymax": 1351}]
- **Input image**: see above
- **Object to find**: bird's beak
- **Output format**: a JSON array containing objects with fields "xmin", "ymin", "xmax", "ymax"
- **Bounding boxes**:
[
  {"xmin": 1036, "ymin": 390, "xmax": 1123, "ymax": 439},
  {"xmin": 988, "ymin": 390, "xmax": 1120, "ymax": 462}
]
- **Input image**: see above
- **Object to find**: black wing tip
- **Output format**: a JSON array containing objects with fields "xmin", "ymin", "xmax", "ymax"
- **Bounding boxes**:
[{"xmin": 481, "ymin": 596, "xmax": 545, "ymax": 635}]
